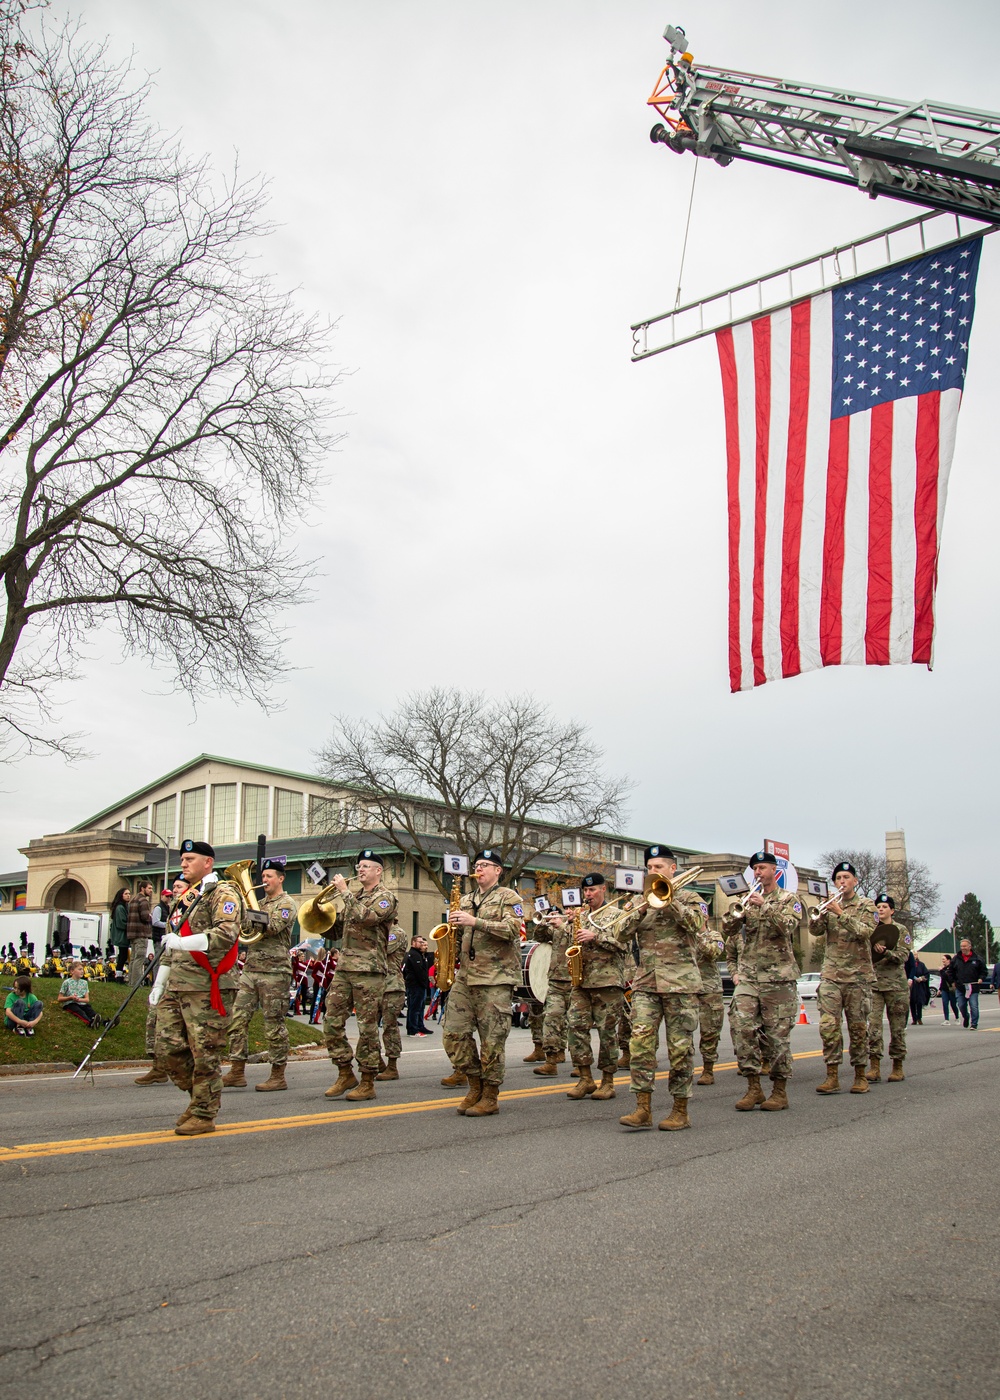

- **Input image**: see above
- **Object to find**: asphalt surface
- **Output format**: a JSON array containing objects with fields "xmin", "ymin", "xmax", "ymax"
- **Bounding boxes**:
[{"xmin": 2, "ymin": 1004, "xmax": 999, "ymax": 1400}]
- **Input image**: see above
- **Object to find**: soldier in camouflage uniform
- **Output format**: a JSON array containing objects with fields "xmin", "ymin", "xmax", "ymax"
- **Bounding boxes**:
[
  {"xmin": 618, "ymin": 939, "xmax": 637, "ymax": 1068},
  {"xmin": 323, "ymin": 849, "xmax": 398, "ymax": 1102},
  {"xmin": 695, "ymin": 939, "xmax": 725, "ymax": 1087},
  {"xmin": 222, "ymin": 858, "xmax": 298, "ymax": 1091},
  {"xmin": 722, "ymin": 850, "xmax": 802, "ymax": 1111},
  {"xmin": 135, "ymin": 877, "xmax": 189, "ymax": 1087},
  {"xmin": 529, "ymin": 906, "xmax": 576, "ymax": 1078},
  {"xmin": 442, "ymin": 849, "xmax": 523, "ymax": 1117},
  {"xmin": 812, "ymin": 860, "xmax": 877, "ymax": 1095},
  {"xmin": 523, "ymin": 1000, "xmax": 546, "ymax": 1062},
  {"xmin": 866, "ymin": 893, "xmax": 912, "ymax": 1084},
  {"xmin": 565, "ymin": 873, "xmax": 626, "ymax": 1099},
  {"xmin": 377, "ymin": 920, "xmax": 409, "ymax": 1080},
  {"xmin": 150, "ymin": 840, "xmax": 243, "ymax": 1136},
  {"xmin": 617, "ymin": 846, "xmax": 723, "ymax": 1132}
]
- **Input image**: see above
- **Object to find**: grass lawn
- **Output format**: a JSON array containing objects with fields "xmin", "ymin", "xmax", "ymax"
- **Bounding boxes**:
[{"xmin": 0, "ymin": 977, "xmax": 322, "ymax": 1067}]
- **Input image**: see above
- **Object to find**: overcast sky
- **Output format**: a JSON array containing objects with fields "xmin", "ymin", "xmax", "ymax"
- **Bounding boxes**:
[{"xmin": 4, "ymin": 0, "xmax": 999, "ymax": 927}]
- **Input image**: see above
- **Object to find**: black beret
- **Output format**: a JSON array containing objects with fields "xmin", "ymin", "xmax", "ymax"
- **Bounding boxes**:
[
  {"xmin": 581, "ymin": 873, "xmax": 606, "ymax": 887},
  {"xmin": 832, "ymin": 861, "xmax": 857, "ymax": 877},
  {"xmin": 875, "ymin": 892, "xmax": 895, "ymax": 909},
  {"xmin": 645, "ymin": 845, "xmax": 675, "ymax": 864},
  {"xmin": 750, "ymin": 850, "xmax": 778, "ymax": 866},
  {"xmin": 181, "ymin": 839, "xmax": 215, "ymax": 858},
  {"xmin": 261, "ymin": 857, "xmax": 286, "ymax": 873},
  {"xmin": 474, "ymin": 848, "xmax": 505, "ymax": 867},
  {"xmin": 357, "ymin": 849, "xmax": 384, "ymax": 866}
]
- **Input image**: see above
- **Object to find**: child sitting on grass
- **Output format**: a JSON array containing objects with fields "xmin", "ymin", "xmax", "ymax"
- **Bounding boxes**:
[{"xmin": 4, "ymin": 974, "xmax": 44, "ymax": 1036}]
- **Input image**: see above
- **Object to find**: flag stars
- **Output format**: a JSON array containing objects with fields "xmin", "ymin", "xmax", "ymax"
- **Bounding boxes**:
[
  {"xmin": 931, "ymin": 370, "xmax": 941, "ymax": 380},
  {"xmin": 843, "ymin": 396, "xmax": 853, "ymax": 406},
  {"xmin": 900, "ymin": 377, "xmax": 910, "ymax": 387},
  {"xmin": 946, "ymin": 355, "xmax": 956, "ymax": 365}
]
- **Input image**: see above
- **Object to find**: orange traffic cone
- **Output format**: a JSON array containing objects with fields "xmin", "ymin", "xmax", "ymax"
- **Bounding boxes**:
[{"xmin": 797, "ymin": 1003, "xmax": 810, "ymax": 1025}]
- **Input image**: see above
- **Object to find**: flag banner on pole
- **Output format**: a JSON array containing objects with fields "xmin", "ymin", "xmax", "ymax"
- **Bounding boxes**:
[{"xmin": 716, "ymin": 236, "xmax": 983, "ymax": 692}]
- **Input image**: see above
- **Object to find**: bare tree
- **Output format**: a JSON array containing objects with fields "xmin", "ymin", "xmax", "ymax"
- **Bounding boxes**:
[
  {"xmin": 818, "ymin": 847, "xmax": 940, "ymax": 928},
  {"xmin": 316, "ymin": 688, "xmax": 632, "ymax": 897},
  {"xmin": 0, "ymin": 4, "xmax": 340, "ymax": 758}
]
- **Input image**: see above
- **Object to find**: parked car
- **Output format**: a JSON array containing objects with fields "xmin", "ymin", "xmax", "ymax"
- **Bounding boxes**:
[{"xmin": 796, "ymin": 972, "xmax": 822, "ymax": 1000}]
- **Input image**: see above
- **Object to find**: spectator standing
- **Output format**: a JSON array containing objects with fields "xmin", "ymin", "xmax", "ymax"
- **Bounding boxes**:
[
  {"xmin": 110, "ymin": 889, "xmax": 131, "ymax": 978},
  {"xmin": 939, "ymin": 953, "xmax": 960, "ymax": 1022},
  {"xmin": 905, "ymin": 950, "xmax": 931, "ymax": 1025},
  {"xmin": 126, "ymin": 880, "xmax": 153, "ymax": 986},
  {"xmin": 57, "ymin": 961, "xmax": 101, "ymax": 1026},
  {"xmin": 150, "ymin": 889, "xmax": 171, "ymax": 946},
  {"xmin": 4, "ymin": 974, "xmax": 43, "ymax": 1034},
  {"xmin": 951, "ymin": 938, "xmax": 987, "ymax": 1029},
  {"xmin": 403, "ymin": 935, "xmax": 432, "ymax": 1036}
]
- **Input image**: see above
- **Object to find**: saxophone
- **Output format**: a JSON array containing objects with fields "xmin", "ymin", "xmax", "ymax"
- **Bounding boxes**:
[
  {"xmin": 565, "ymin": 908, "xmax": 584, "ymax": 988},
  {"xmin": 430, "ymin": 873, "xmax": 463, "ymax": 993}
]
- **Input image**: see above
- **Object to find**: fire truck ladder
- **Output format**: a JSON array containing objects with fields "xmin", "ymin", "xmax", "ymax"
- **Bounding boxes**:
[{"xmin": 648, "ymin": 24, "xmax": 1000, "ymax": 222}]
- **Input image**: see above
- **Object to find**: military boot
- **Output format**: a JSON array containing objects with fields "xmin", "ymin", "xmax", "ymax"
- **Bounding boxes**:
[
  {"xmin": 566, "ymin": 1066, "xmax": 597, "ymax": 1099},
  {"xmin": 134, "ymin": 1064, "xmax": 170, "ymax": 1085},
  {"xmin": 376, "ymin": 1058, "xmax": 399, "ymax": 1080},
  {"xmin": 815, "ymin": 1065, "xmax": 840, "ymax": 1094},
  {"xmin": 324, "ymin": 1063, "xmax": 359, "ymax": 1099},
  {"xmin": 697, "ymin": 1062, "xmax": 716, "ymax": 1085},
  {"xmin": 377, "ymin": 1056, "xmax": 387, "ymax": 1075},
  {"xmin": 533, "ymin": 1052, "xmax": 559, "ymax": 1077},
  {"xmin": 760, "ymin": 1061, "xmax": 771, "ymax": 1078},
  {"xmin": 849, "ymin": 1066, "xmax": 870, "ymax": 1094},
  {"xmin": 456, "ymin": 1075, "xmax": 483, "ymax": 1114},
  {"xmin": 174, "ymin": 1116, "xmax": 215, "ymax": 1136},
  {"xmin": 345, "ymin": 1071, "xmax": 377, "ymax": 1101},
  {"xmin": 221, "ymin": 1060, "xmax": 247, "ymax": 1088},
  {"xmin": 523, "ymin": 1045, "xmax": 546, "ymax": 1063},
  {"xmin": 590, "ymin": 1070, "xmax": 617, "ymax": 1100},
  {"xmin": 658, "ymin": 1096, "xmax": 691, "ymax": 1131},
  {"xmin": 865, "ymin": 1055, "xmax": 881, "ymax": 1083},
  {"xmin": 555, "ymin": 1050, "xmax": 567, "ymax": 1063},
  {"xmin": 760, "ymin": 1077, "xmax": 789, "ymax": 1111},
  {"xmin": 465, "ymin": 1082, "xmax": 500, "ymax": 1116},
  {"xmin": 440, "ymin": 1069, "xmax": 468, "ymax": 1087},
  {"xmin": 255, "ymin": 1064, "xmax": 287, "ymax": 1091},
  {"xmin": 617, "ymin": 1048, "xmax": 631, "ymax": 1070},
  {"xmin": 175, "ymin": 1102, "xmax": 194, "ymax": 1128},
  {"xmin": 887, "ymin": 1059, "xmax": 906, "ymax": 1082},
  {"xmin": 570, "ymin": 1065, "xmax": 582, "ymax": 1077},
  {"xmin": 734, "ymin": 1074, "xmax": 766, "ymax": 1110},
  {"xmin": 619, "ymin": 1091, "xmax": 652, "ymax": 1128}
]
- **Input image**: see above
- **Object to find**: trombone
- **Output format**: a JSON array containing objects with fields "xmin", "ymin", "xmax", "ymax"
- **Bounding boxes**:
[
  {"xmin": 727, "ymin": 876, "xmax": 763, "ymax": 921},
  {"xmin": 582, "ymin": 867, "xmax": 707, "ymax": 938}
]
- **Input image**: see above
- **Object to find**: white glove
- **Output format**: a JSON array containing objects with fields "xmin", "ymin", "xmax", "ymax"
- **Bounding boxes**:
[
  {"xmin": 148, "ymin": 963, "xmax": 171, "ymax": 1007},
  {"xmin": 163, "ymin": 931, "xmax": 209, "ymax": 952}
]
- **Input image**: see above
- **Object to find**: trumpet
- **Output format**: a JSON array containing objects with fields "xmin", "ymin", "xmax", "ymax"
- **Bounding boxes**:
[
  {"xmin": 809, "ymin": 885, "xmax": 845, "ymax": 924},
  {"xmin": 727, "ymin": 876, "xmax": 763, "ymax": 921},
  {"xmin": 565, "ymin": 909, "xmax": 584, "ymax": 988},
  {"xmin": 224, "ymin": 859, "xmax": 271, "ymax": 944},
  {"xmin": 429, "ymin": 874, "xmax": 462, "ymax": 994}
]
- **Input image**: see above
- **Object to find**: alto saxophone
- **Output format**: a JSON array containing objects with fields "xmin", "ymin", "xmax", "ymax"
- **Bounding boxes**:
[
  {"xmin": 565, "ymin": 908, "xmax": 584, "ymax": 988},
  {"xmin": 430, "ymin": 873, "xmax": 463, "ymax": 993}
]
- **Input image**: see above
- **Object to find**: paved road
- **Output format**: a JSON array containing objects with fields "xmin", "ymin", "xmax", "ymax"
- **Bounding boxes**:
[{"xmin": 2, "ymin": 1006, "xmax": 999, "ymax": 1400}]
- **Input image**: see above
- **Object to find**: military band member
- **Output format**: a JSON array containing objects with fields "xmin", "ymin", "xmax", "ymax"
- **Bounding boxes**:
[
  {"xmin": 812, "ymin": 861, "xmax": 877, "ymax": 1095},
  {"xmin": 377, "ymin": 920, "xmax": 409, "ymax": 1080},
  {"xmin": 694, "ymin": 934, "xmax": 725, "ymax": 1087},
  {"xmin": 866, "ymin": 894, "xmax": 911, "ymax": 1083},
  {"xmin": 722, "ymin": 851, "xmax": 801, "ymax": 1110},
  {"xmin": 618, "ymin": 846, "xmax": 722, "ymax": 1132},
  {"xmin": 442, "ymin": 849, "xmax": 523, "ymax": 1117},
  {"xmin": 617, "ymin": 939, "xmax": 637, "ymax": 1069},
  {"xmin": 135, "ymin": 876, "xmax": 189, "ymax": 1087},
  {"xmin": 564, "ymin": 874, "xmax": 625, "ymax": 1100},
  {"xmin": 222, "ymin": 857, "xmax": 298, "ymax": 1091},
  {"xmin": 523, "ymin": 1000, "xmax": 546, "ymax": 1063},
  {"xmin": 323, "ymin": 850, "xmax": 398, "ymax": 1102},
  {"xmin": 150, "ymin": 840, "xmax": 243, "ymax": 1136},
  {"xmin": 529, "ymin": 904, "xmax": 576, "ymax": 1078}
]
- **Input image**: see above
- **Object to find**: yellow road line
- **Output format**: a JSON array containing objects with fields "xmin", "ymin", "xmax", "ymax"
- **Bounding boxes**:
[{"xmin": 0, "ymin": 1050, "xmax": 826, "ymax": 1165}]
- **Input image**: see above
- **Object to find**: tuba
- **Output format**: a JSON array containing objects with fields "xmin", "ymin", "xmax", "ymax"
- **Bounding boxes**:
[
  {"xmin": 224, "ymin": 860, "xmax": 270, "ymax": 944},
  {"xmin": 429, "ymin": 874, "xmax": 463, "ymax": 994},
  {"xmin": 565, "ymin": 908, "xmax": 584, "ymax": 988}
]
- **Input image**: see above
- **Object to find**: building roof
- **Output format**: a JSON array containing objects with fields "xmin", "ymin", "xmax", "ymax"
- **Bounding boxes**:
[
  {"xmin": 0, "ymin": 870, "xmax": 28, "ymax": 885},
  {"xmin": 914, "ymin": 928, "xmax": 951, "ymax": 953}
]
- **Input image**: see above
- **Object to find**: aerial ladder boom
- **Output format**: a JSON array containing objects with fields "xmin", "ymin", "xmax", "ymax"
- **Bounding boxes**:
[{"xmin": 649, "ymin": 24, "xmax": 1000, "ymax": 221}]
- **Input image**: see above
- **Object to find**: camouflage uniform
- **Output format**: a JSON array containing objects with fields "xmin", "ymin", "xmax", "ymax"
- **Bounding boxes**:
[
  {"xmin": 722, "ymin": 889, "xmax": 802, "ymax": 1081},
  {"xmin": 619, "ymin": 889, "xmax": 721, "ymax": 1101},
  {"xmin": 442, "ymin": 883, "xmax": 523, "ymax": 1087},
  {"xmin": 566, "ymin": 908, "xmax": 626, "ymax": 1071},
  {"xmin": 324, "ymin": 882, "xmax": 398, "ymax": 1073},
  {"xmin": 532, "ymin": 917, "xmax": 575, "ymax": 1056},
  {"xmin": 812, "ymin": 892, "xmax": 877, "ymax": 1067},
  {"xmin": 379, "ymin": 922, "xmax": 409, "ymax": 1062},
  {"xmin": 527, "ymin": 1001, "xmax": 544, "ymax": 1046},
  {"xmin": 155, "ymin": 876, "xmax": 243, "ymax": 1123},
  {"xmin": 227, "ymin": 890, "xmax": 298, "ymax": 1067},
  {"xmin": 695, "ymin": 943, "xmax": 725, "ymax": 1067},
  {"xmin": 618, "ymin": 940, "xmax": 638, "ymax": 1049},
  {"xmin": 867, "ymin": 921, "xmax": 912, "ymax": 1062}
]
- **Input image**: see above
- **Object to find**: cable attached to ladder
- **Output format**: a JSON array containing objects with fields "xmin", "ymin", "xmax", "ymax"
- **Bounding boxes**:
[{"xmin": 673, "ymin": 158, "xmax": 699, "ymax": 311}]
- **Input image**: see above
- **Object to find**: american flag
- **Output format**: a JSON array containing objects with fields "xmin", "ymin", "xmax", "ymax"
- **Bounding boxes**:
[{"xmin": 716, "ymin": 236, "xmax": 983, "ymax": 692}]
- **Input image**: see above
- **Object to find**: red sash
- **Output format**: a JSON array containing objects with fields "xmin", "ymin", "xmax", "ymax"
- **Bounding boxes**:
[{"xmin": 179, "ymin": 919, "xmax": 241, "ymax": 1016}]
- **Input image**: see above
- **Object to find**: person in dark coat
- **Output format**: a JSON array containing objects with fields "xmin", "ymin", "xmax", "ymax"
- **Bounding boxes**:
[
  {"xmin": 905, "ymin": 951, "xmax": 931, "ymax": 1025},
  {"xmin": 109, "ymin": 889, "xmax": 131, "ymax": 978},
  {"xmin": 939, "ymin": 953, "xmax": 960, "ymax": 1022},
  {"xmin": 403, "ymin": 936, "xmax": 433, "ymax": 1036}
]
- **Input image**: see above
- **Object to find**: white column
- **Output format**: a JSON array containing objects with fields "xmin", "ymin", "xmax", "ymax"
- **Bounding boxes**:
[{"xmin": 203, "ymin": 785, "xmax": 210, "ymax": 841}]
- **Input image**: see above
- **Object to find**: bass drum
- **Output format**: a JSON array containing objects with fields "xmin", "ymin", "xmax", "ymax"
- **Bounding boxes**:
[{"xmin": 524, "ymin": 940, "xmax": 552, "ymax": 1004}]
